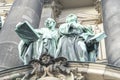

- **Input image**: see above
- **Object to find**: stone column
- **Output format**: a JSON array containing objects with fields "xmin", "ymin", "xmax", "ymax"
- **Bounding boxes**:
[
  {"xmin": 39, "ymin": 0, "xmax": 62, "ymax": 28},
  {"xmin": 0, "ymin": 0, "xmax": 44, "ymax": 70},
  {"xmin": 102, "ymin": 0, "xmax": 120, "ymax": 66},
  {"xmin": 39, "ymin": 4, "xmax": 54, "ymax": 28}
]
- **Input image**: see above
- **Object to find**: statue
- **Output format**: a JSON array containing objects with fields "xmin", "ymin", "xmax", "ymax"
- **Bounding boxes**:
[
  {"xmin": 80, "ymin": 22, "xmax": 106, "ymax": 62},
  {"xmin": 15, "ymin": 14, "xmax": 106, "ymax": 64},
  {"xmin": 35, "ymin": 18, "xmax": 59, "ymax": 59},
  {"xmin": 56, "ymin": 14, "xmax": 106, "ymax": 62},
  {"xmin": 15, "ymin": 18, "xmax": 59, "ymax": 64},
  {"xmin": 56, "ymin": 14, "xmax": 88, "ymax": 62}
]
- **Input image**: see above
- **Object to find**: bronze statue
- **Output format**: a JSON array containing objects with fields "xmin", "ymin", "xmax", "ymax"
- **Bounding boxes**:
[
  {"xmin": 15, "ymin": 14, "xmax": 106, "ymax": 65},
  {"xmin": 56, "ymin": 14, "xmax": 88, "ymax": 62},
  {"xmin": 56, "ymin": 14, "xmax": 106, "ymax": 62},
  {"xmin": 15, "ymin": 18, "xmax": 59, "ymax": 64}
]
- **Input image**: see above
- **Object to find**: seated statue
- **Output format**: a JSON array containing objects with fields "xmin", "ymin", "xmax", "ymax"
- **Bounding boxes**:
[{"xmin": 15, "ymin": 18, "xmax": 59, "ymax": 64}]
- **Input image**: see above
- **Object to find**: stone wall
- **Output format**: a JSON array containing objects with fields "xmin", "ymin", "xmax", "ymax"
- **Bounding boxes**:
[{"xmin": 0, "ymin": 0, "xmax": 13, "ymax": 4}]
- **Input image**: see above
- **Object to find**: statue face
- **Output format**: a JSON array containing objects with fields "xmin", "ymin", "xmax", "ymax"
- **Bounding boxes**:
[
  {"xmin": 66, "ymin": 14, "xmax": 77, "ymax": 23},
  {"xmin": 44, "ymin": 18, "xmax": 56, "ymax": 30}
]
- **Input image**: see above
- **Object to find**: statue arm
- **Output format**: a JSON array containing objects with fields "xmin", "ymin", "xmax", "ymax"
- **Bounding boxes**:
[
  {"xmin": 78, "ymin": 24, "xmax": 95, "ymax": 41},
  {"xmin": 80, "ymin": 25, "xmax": 94, "ymax": 34}
]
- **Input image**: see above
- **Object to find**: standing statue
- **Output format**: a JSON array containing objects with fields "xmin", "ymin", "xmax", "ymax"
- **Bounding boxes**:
[
  {"xmin": 56, "ymin": 14, "xmax": 88, "ymax": 62},
  {"xmin": 35, "ymin": 18, "xmax": 59, "ymax": 58},
  {"xmin": 56, "ymin": 14, "xmax": 106, "ymax": 62},
  {"xmin": 15, "ymin": 18, "xmax": 59, "ymax": 64}
]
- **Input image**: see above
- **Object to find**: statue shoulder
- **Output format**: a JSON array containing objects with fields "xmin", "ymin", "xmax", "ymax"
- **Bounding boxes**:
[
  {"xmin": 59, "ymin": 23, "xmax": 69, "ymax": 34},
  {"xmin": 34, "ymin": 28, "xmax": 49, "ymax": 34}
]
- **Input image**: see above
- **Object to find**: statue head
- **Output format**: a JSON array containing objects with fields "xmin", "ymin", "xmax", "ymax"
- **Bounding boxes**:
[
  {"xmin": 66, "ymin": 14, "xmax": 77, "ymax": 23},
  {"xmin": 44, "ymin": 18, "xmax": 56, "ymax": 30}
]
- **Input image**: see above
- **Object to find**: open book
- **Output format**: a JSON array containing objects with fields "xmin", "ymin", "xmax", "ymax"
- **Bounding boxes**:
[
  {"xmin": 87, "ymin": 32, "xmax": 107, "ymax": 42},
  {"xmin": 15, "ymin": 21, "xmax": 39, "ymax": 43}
]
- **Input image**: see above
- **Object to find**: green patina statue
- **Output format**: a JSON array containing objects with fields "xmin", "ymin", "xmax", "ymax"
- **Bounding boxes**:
[
  {"xmin": 15, "ymin": 18, "xmax": 59, "ymax": 64},
  {"xmin": 56, "ymin": 14, "xmax": 88, "ymax": 61},
  {"xmin": 15, "ymin": 14, "xmax": 106, "ymax": 64},
  {"xmin": 56, "ymin": 14, "xmax": 106, "ymax": 62}
]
